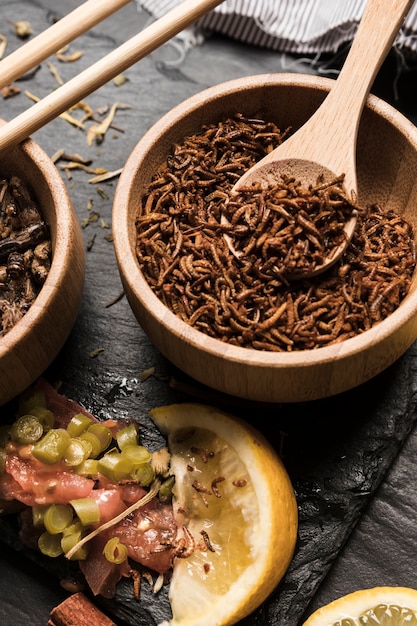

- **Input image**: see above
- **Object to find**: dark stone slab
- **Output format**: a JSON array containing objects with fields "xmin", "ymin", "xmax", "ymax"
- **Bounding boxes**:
[{"xmin": 2, "ymin": 2, "xmax": 417, "ymax": 625}]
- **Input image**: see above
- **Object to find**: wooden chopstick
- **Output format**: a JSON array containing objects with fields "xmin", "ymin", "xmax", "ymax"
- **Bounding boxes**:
[
  {"xmin": 0, "ymin": 0, "xmax": 132, "ymax": 90},
  {"xmin": 0, "ymin": 0, "xmax": 224, "ymax": 154}
]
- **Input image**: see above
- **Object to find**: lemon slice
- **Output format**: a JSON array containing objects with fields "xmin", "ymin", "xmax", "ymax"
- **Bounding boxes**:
[
  {"xmin": 303, "ymin": 587, "xmax": 417, "ymax": 625},
  {"xmin": 150, "ymin": 403, "xmax": 298, "ymax": 626}
]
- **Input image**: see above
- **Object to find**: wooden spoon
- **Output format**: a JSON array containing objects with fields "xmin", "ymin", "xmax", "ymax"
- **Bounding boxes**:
[{"xmin": 226, "ymin": 0, "xmax": 415, "ymax": 279}]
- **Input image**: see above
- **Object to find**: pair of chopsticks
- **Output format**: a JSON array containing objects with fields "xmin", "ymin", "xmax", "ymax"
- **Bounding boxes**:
[{"xmin": 0, "ymin": 0, "xmax": 224, "ymax": 153}]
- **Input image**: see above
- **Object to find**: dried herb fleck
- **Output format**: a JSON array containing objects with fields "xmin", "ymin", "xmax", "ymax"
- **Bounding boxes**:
[{"xmin": 12, "ymin": 21, "xmax": 32, "ymax": 39}]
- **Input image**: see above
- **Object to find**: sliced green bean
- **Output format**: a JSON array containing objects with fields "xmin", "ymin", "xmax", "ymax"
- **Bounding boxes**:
[
  {"xmin": 116, "ymin": 423, "xmax": 138, "ymax": 450},
  {"xmin": 64, "ymin": 438, "xmax": 91, "ymax": 466},
  {"xmin": 66, "ymin": 413, "xmax": 92, "ymax": 438},
  {"xmin": 87, "ymin": 423, "xmax": 113, "ymax": 453},
  {"xmin": 43, "ymin": 503, "xmax": 73, "ymax": 534},
  {"xmin": 70, "ymin": 497, "xmax": 100, "ymax": 526},
  {"xmin": 121, "ymin": 444, "xmax": 151, "ymax": 466},
  {"xmin": 61, "ymin": 523, "xmax": 88, "ymax": 560},
  {"xmin": 73, "ymin": 458, "xmax": 99, "ymax": 478},
  {"xmin": 159, "ymin": 476, "xmax": 175, "ymax": 503},
  {"xmin": 131, "ymin": 462, "xmax": 154, "ymax": 487},
  {"xmin": 38, "ymin": 531, "xmax": 64, "ymax": 557},
  {"xmin": 28, "ymin": 406, "xmax": 55, "ymax": 432},
  {"xmin": 97, "ymin": 452, "xmax": 134, "ymax": 482},
  {"xmin": 79, "ymin": 431, "xmax": 102, "ymax": 459},
  {"xmin": 10, "ymin": 415, "xmax": 44, "ymax": 445},
  {"xmin": 103, "ymin": 537, "xmax": 128, "ymax": 564},
  {"xmin": 32, "ymin": 428, "xmax": 71, "ymax": 464}
]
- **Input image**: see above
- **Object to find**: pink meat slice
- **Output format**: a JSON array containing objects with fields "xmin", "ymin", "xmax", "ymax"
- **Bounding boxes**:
[{"xmin": 5, "ymin": 451, "xmax": 94, "ymax": 506}]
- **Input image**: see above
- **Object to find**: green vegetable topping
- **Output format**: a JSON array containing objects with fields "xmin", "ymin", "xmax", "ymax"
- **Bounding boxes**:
[
  {"xmin": 64, "ymin": 438, "xmax": 91, "ymax": 466},
  {"xmin": 159, "ymin": 476, "xmax": 175, "ymax": 503},
  {"xmin": 38, "ymin": 531, "xmax": 64, "ymax": 557},
  {"xmin": 10, "ymin": 415, "xmax": 44, "ymax": 445},
  {"xmin": 73, "ymin": 458, "xmax": 99, "ymax": 478},
  {"xmin": 61, "ymin": 523, "xmax": 88, "ymax": 560},
  {"xmin": 97, "ymin": 452, "xmax": 134, "ymax": 482},
  {"xmin": 66, "ymin": 413, "xmax": 93, "ymax": 438},
  {"xmin": 131, "ymin": 462, "xmax": 154, "ymax": 487},
  {"xmin": 116, "ymin": 423, "xmax": 138, "ymax": 450},
  {"xmin": 27, "ymin": 406, "xmax": 55, "ymax": 431},
  {"xmin": 32, "ymin": 428, "xmax": 71, "ymax": 464},
  {"xmin": 103, "ymin": 537, "xmax": 128, "ymax": 564},
  {"xmin": 122, "ymin": 444, "xmax": 152, "ymax": 465},
  {"xmin": 43, "ymin": 504, "xmax": 73, "ymax": 534},
  {"xmin": 70, "ymin": 497, "xmax": 100, "ymax": 526},
  {"xmin": 78, "ymin": 431, "xmax": 103, "ymax": 459},
  {"xmin": 2, "ymin": 386, "xmax": 168, "ymax": 570},
  {"xmin": 87, "ymin": 423, "xmax": 113, "ymax": 453}
]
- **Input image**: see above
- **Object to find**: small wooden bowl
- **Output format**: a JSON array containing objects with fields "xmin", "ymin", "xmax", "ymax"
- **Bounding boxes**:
[
  {"xmin": 113, "ymin": 74, "xmax": 417, "ymax": 403},
  {"xmin": 0, "ymin": 128, "xmax": 85, "ymax": 406}
]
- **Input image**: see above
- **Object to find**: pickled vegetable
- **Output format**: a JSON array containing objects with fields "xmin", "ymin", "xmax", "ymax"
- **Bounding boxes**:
[
  {"xmin": 131, "ymin": 462, "xmax": 154, "ymax": 486},
  {"xmin": 43, "ymin": 504, "xmax": 73, "ymax": 534},
  {"xmin": 10, "ymin": 415, "xmax": 43, "ymax": 445},
  {"xmin": 116, "ymin": 423, "xmax": 138, "ymax": 450},
  {"xmin": 87, "ymin": 423, "xmax": 112, "ymax": 453},
  {"xmin": 103, "ymin": 537, "xmax": 128, "ymax": 564},
  {"xmin": 61, "ymin": 523, "xmax": 88, "ymax": 561},
  {"xmin": 27, "ymin": 406, "xmax": 54, "ymax": 431},
  {"xmin": 122, "ymin": 444, "xmax": 151, "ymax": 465},
  {"xmin": 97, "ymin": 452, "xmax": 134, "ymax": 481},
  {"xmin": 67, "ymin": 413, "xmax": 93, "ymax": 438},
  {"xmin": 38, "ymin": 531, "xmax": 64, "ymax": 557},
  {"xmin": 32, "ymin": 428, "xmax": 71, "ymax": 464},
  {"xmin": 70, "ymin": 498, "xmax": 100, "ymax": 526}
]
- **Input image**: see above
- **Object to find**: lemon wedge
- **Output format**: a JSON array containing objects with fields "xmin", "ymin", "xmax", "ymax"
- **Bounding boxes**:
[
  {"xmin": 150, "ymin": 403, "xmax": 298, "ymax": 626},
  {"xmin": 303, "ymin": 587, "xmax": 417, "ymax": 625}
]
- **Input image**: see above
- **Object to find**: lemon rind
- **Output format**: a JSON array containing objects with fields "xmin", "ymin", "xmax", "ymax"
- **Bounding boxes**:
[{"xmin": 303, "ymin": 586, "xmax": 417, "ymax": 625}]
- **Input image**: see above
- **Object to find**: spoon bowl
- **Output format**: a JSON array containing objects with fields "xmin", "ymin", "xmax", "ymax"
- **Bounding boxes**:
[
  {"xmin": 228, "ymin": 0, "xmax": 414, "ymax": 279},
  {"xmin": 223, "ymin": 160, "xmax": 359, "ymax": 279}
]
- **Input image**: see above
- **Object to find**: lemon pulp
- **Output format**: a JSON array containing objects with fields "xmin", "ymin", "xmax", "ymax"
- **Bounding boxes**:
[{"xmin": 170, "ymin": 426, "xmax": 256, "ymax": 597}]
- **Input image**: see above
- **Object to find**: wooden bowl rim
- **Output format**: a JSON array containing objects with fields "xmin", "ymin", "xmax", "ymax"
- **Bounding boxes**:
[{"xmin": 113, "ymin": 72, "xmax": 417, "ymax": 370}]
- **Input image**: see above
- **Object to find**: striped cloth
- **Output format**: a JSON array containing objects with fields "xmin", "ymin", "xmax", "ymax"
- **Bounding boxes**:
[{"xmin": 135, "ymin": 0, "xmax": 417, "ymax": 56}]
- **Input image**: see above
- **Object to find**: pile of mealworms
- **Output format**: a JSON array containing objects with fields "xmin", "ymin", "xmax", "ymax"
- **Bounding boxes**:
[{"xmin": 135, "ymin": 114, "xmax": 416, "ymax": 351}]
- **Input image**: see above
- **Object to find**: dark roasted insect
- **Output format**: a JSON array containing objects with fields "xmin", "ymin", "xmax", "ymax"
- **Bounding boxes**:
[{"xmin": 0, "ymin": 176, "xmax": 51, "ymax": 336}]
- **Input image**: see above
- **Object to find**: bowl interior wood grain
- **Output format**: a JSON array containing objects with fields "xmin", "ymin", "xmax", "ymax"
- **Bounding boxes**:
[
  {"xmin": 113, "ymin": 74, "xmax": 417, "ymax": 403},
  {"xmin": 0, "ymin": 130, "xmax": 85, "ymax": 406}
]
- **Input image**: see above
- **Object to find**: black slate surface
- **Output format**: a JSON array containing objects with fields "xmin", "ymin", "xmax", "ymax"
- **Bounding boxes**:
[{"xmin": 2, "ymin": 1, "xmax": 417, "ymax": 625}]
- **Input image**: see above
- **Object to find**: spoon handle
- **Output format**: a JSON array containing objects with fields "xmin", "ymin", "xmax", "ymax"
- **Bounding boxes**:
[
  {"xmin": 323, "ymin": 0, "xmax": 414, "ymax": 134},
  {"xmin": 258, "ymin": 0, "xmax": 415, "ymax": 193}
]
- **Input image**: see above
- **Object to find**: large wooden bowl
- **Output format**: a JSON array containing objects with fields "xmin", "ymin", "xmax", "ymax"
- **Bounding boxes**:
[
  {"xmin": 113, "ymin": 74, "xmax": 417, "ymax": 403},
  {"xmin": 0, "ymin": 128, "xmax": 85, "ymax": 406}
]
